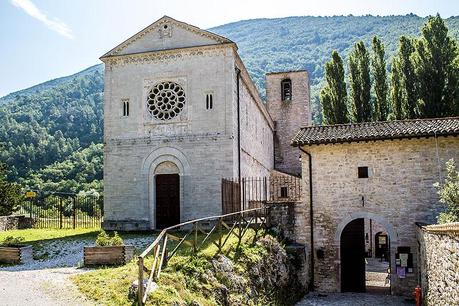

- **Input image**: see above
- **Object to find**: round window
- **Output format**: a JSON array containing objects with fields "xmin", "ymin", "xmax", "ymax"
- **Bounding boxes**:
[{"xmin": 147, "ymin": 81, "xmax": 185, "ymax": 120}]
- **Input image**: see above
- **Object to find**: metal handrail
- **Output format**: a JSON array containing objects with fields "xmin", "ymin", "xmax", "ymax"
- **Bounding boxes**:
[{"xmin": 137, "ymin": 207, "xmax": 267, "ymax": 305}]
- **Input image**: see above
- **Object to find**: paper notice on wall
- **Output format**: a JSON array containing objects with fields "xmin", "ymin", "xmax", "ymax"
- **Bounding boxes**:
[
  {"xmin": 399, "ymin": 253, "xmax": 408, "ymax": 267},
  {"xmin": 397, "ymin": 266, "xmax": 406, "ymax": 278}
]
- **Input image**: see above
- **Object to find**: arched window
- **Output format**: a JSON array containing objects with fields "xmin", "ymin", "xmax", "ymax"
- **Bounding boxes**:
[
  {"xmin": 122, "ymin": 99, "xmax": 129, "ymax": 117},
  {"xmin": 281, "ymin": 79, "xmax": 292, "ymax": 101}
]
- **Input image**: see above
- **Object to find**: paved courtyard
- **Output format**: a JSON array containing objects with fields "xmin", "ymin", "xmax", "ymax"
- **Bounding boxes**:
[{"xmin": 296, "ymin": 293, "xmax": 415, "ymax": 306}]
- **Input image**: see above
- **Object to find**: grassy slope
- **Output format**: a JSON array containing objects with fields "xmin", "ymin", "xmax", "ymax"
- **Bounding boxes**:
[{"xmin": 73, "ymin": 229, "xmax": 285, "ymax": 306}]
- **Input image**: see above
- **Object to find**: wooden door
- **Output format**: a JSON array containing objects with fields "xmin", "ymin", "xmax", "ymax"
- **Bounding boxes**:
[
  {"xmin": 341, "ymin": 218, "xmax": 366, "ymax": 292},
  {"xmin": 155, "ymin": 174, "xmax": 180, "ymax": 229}
]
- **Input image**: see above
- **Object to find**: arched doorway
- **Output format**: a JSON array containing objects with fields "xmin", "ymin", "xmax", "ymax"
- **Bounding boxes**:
[
  {"xmin": 339, "ymin": 216, "xmax": 393, "ymax": 294},
  {"xmin": 341, "ymin": 218, "xmax": 366, "ymax": 292},
  {"xmin": 155, "ymin": 161, "xmax": 180, "ymax": 229}
]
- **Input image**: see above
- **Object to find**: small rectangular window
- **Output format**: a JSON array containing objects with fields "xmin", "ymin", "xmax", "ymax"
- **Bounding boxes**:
[
  {"xmin": 358, "ymin": 166, "xmax": 369, "ymax": 178},
  {"xmin": 280, "ymin": 186, "xmax": 288, "ymax": 198},
  {"xmin": 122, "ymin": 99, "xmax": 129, "ymax": 117},
  {"xmin": 206, "ymin": 93, "xmax": 213, "ymax": 110}
]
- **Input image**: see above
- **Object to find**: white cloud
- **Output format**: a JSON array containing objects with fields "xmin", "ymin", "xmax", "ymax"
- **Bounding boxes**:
[{"xmin": 11, "ymin": 0, "xmax": 74, "ymax": 39}]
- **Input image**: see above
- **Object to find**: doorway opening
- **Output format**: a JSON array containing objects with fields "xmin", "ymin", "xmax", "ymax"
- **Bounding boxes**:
[
  {"xmin": 155, "ymin": 174, "xmax": 180, "ymax": 229},
  {"xmin": 341, "ymin": 218, "xmax": 391, "ymax": 294}
]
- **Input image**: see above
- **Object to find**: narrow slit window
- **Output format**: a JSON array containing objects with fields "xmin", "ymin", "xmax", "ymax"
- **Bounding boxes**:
[
  {"xmin": 122, "ymin": 99, "xmax": 129, "ymax": 117},
  {"xmin": 206, "ymin": 93, "xmax": 213, "ymax": 110},
  {"xmin": 281, "ymin": 79, "xmax": 292, "ymax": 101},
  {"xmin": 358, "ymin": 166, "xmax": 369, "ymax": 178}
]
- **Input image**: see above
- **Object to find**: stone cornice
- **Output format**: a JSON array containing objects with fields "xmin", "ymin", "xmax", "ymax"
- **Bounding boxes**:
[
  {"xmin": 105, "ymin": 132, "xmax": 231, "ymax": 147},
  {"xmin": 101, "ymin": 43, "xmax": 236, "ymax": 67},
  {"xmin": 101, "ymin": 16, "xmax": 233, "ymax": 58}
]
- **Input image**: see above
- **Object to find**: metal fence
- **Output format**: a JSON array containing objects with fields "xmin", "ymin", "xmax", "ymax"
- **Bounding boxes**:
[
  {"xmin": 222, "ymin": 175, "xmax": 302, "ymax": 214},
  {"xmin": 16, "ymin": 192, "xmax": 103, "ymax": 229}
]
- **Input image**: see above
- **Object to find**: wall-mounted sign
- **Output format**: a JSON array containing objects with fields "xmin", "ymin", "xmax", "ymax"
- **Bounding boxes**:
[{"xmin": 25, "ymin": 191, "xmax": 36, "ymax": 198}]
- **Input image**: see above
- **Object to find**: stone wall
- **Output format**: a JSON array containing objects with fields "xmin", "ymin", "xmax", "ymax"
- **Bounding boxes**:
[
  {"xmin": 297, "ymin": 136, "xmax": 459, "ymax": 295},
  {"xmin": 266, "ymin": 71, "xmax": 310, "ymax": 176},
  {"xmin": 0, "ymin": 215, "xmax": 34, "ymax": 232},
  {"xmin": 416, "ymin": 223, "xmax": 459, "ymax": 305}
]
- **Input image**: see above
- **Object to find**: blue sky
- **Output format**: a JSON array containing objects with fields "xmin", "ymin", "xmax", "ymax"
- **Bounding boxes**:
[{"xmin": 1, "ymin": 0, "xmax": 458, "ymax": 97}]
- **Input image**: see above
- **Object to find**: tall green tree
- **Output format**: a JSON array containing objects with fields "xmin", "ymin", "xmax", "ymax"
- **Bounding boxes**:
[
  {"xmin": 371, "ymin": 37, "xmax": 389, "ymax": 121},
  {"xmin": 413, "ymin": 14, "xmax": 459, "ymax": 118},
  {"xmin": 320, "ymin": 51, "xmax": 349, "ymax": 124},
  {"xmin": 397, "ymin": 36, "xmax": 418, "ymax": 118},
  {"xmin": 0, "ymin": 162, "xmax": 22, "ymax": 216},
  {"xmin": 349, "ymin": 41, "xmax": 372, "ymax": 122},
  {"xmin": 390, "ymin": 58, "xmax": 404, "ymax": 120}
]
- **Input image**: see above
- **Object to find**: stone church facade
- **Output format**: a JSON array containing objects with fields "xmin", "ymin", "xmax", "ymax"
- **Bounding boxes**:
[{"xmin": 100, "ymin": 16, "xmax": 310, "ymax": 230}]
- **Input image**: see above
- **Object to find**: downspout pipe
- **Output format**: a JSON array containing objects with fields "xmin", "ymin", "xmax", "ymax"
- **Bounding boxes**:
[
  {"xmin": 299, "ymin": 146, "xmax": 314, "ymax": 291},
  {"xmin": 235, "ymin": 67, "xmax": 242, "ymax": 208}
]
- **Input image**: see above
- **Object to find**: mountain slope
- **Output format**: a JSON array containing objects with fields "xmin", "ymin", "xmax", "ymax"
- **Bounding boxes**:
[
  {"xmin": 1, "ymin": 14, "xmax": 458, "ymax": 192},
  {"xmin": 0, "ymin": 64, "xmax": 103, "ymax": 105}
]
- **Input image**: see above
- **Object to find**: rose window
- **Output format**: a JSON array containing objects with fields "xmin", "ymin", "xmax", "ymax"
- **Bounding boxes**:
[{"xmin": 147, "ymin": 82, "xmax": 186, "ymax": 120}]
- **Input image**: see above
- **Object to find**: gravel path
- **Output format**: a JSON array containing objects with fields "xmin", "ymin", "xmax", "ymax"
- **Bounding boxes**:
[
  {"xmin": 0, "ymin": 235, "xmax": 155, "ymax": 305},
  {"xmin": 296, "ymin": 293, "xmax": 415, "ymax": 306}
]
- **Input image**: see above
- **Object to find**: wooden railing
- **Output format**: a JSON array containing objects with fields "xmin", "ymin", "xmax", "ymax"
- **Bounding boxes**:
[{"xmin": 137, "ymin": 207, "xmax": 267, "ymax": 305}]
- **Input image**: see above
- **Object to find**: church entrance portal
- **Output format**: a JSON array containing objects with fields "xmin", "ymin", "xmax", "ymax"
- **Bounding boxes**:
[{"xmin": 155, "ymin": 174, "xmax": 180, "ymax": 229}]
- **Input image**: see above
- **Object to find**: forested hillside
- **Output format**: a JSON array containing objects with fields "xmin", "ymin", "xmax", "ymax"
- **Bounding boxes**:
[{"xmin": 1, "ymin": 14, "xmax": 458, "ymax": 192}]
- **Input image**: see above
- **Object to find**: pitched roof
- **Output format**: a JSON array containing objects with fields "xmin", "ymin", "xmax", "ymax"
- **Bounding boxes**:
[
  {"xmin": 100, "ymin": 16, "xmax": 233, "ymax": 59},
  {"xmin": 292, "ymin": 117, "xmax": 459, "ymax": 146}
]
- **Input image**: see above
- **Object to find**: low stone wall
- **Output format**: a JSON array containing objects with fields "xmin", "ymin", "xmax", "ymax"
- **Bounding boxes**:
[
  {"xmin": 416, "ymin": 222, "xmax": 459, "ymax": 305},
  {"xmin": 265, "ymin": 202, "xmax": 297, "ymax": 242},
  {"xmin": 0, "ymin": 215, "xmax": 34, "ymax": 232}
]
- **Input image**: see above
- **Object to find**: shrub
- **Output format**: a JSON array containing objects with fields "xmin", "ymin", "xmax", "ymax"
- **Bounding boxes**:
[
  {"xmin": 95, "ymin": 230, "xmax": 124, "ymax": 246},
  {"xmin": 434, "ymin": 158, "xmax": 459, "ymax": 224},
  {"xmin": 1, "ymin": 236, "xmax": 25, "ymax": 247}
]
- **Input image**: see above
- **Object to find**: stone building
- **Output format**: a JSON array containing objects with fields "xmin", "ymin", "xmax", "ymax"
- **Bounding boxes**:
[
  {"xmin": 100, "ymin": 16, "xmax": 310, "ymax": 230},
  {"xmin": 291, "ymin": 117, "xmax": 459, "ymax": 295}
]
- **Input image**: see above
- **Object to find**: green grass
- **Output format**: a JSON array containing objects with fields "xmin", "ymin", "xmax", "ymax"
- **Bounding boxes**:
[
  {"xmin": 73, "ymin": 228, "xmax": 268, "ymax": 306},
  {"xmin": 0, "ymin": 228, "xmax": 99, "ymax": 243}
]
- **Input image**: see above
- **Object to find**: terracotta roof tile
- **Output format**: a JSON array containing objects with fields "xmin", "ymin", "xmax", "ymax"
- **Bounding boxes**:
[{"xmin": 292, "ymin": 117, "xmax": 459, "ymax": 146}]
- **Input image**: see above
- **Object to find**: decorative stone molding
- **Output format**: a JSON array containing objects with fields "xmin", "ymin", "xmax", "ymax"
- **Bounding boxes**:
[
  {"xmin": 106, "ymin": 132, "xmax": 229, "ymax": 147},
  {"xmin": 103, "ymin": 44, "xmax": 231, "ymax": 67},
  {"xmin": 101, "ymin": 16, "xmax": 231, "ymax": 58}
]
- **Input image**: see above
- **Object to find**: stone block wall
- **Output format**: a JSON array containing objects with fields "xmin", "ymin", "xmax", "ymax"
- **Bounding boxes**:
[
  {"xmin": 297, "ymin": 136, "xmax": 459, "ymax": 295},
  {"xmin": 416, "ymin": 223, "xmax": 459, "ymax": 305},
  {"xmin": 0, "ymin": 215, "xmax": 34, "ymax": 232}
]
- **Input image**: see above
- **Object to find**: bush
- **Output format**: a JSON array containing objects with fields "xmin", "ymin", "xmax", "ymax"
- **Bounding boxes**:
[
  {"xmin": 95, "ymin": 230, "xmax": 124, "ymax": 246},
  {"xmin": 434, "ymin": 159, "xmax": 459, "ymax": 224},
  {"xmin": 1, "ymin": 236, "xmax": 25, "ymax": 246}
]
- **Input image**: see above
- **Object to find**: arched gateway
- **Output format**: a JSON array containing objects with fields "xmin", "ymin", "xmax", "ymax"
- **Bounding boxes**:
[{"xmin": 335, "ymin": 212, "xmax": 398, "ymax": 293}]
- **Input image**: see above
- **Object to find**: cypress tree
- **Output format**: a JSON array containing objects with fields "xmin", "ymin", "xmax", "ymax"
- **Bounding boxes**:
[
  {"xmin": 320, "ymin": 51, "xmax": 349, "ymax": 124},
  {"xmin": 371, "ymin": 36, "xmax": 389, "ymax": 121},
  {"xmin": 413, "ymin": 14, "xmax": 459, "ymax": 118},
  {"xmin": 390, "ymin": 58, "xmax": 404, "ymax": 120},
  {"xmin": 349, "ymin": 41, "xmax": 372, "ymax": 122},
  {"xmin": 397, "ymin": 36, "xmax": 417, "ymax": 118}
]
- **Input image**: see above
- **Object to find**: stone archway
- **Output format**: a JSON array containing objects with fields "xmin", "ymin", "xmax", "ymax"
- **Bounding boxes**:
[
  {"xmin": 335, "ymin": 212, "xmax": 398, "ymax": 294},
  {"xmin": 141, "ymin": 146, "xmax": 190, "ymax": 229}
]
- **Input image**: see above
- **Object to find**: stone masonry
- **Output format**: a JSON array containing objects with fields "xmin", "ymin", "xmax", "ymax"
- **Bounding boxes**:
[
  {"xmin": 295, "ymin": 136, "xmax": 459, "ymax": 295},
  {"xmin": 416, "ymin": 223, "xmax": 459, "ymax": 305},
  {"xmin": 267, "ymin": 71, "xmax": 311, "ymax": 176},
  {"xmin": 100, "ymin": 16, "xmax": 309, "ymax": 230}
]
